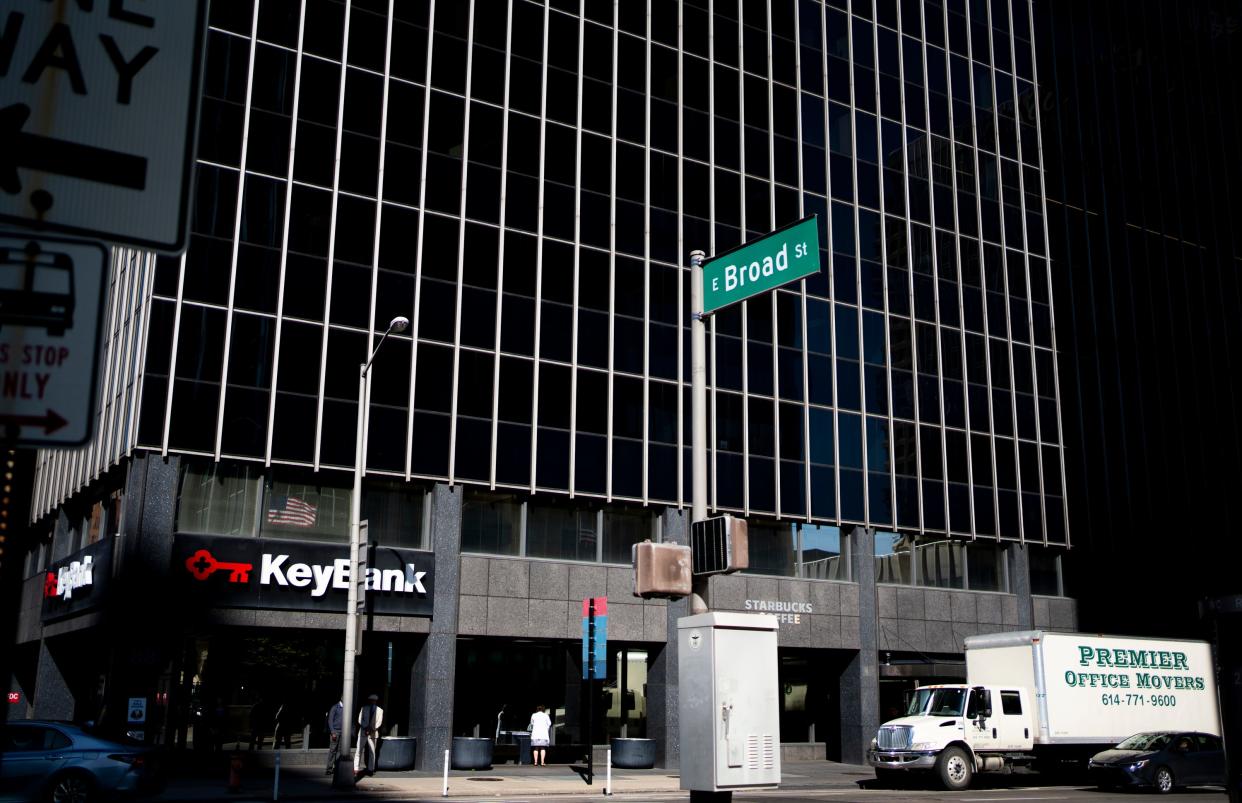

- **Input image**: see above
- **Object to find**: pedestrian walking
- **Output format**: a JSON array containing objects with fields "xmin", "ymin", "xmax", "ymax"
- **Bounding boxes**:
[
  {"xmin": 325, "ymin": 700, "xmax": 344, "ymax": 776},
  {"xmin": 528, "ymin": 705, "xmax": 552, "ymax": 766},
  {"xmin": 353, "ymin": 694, "xmax": 384, "ymax": 777}
]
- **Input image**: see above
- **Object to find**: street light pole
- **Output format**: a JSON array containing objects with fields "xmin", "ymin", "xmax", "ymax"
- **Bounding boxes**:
[{"xmin": 333, "ymin": 315, "xmax": 409, "ymax": 788}]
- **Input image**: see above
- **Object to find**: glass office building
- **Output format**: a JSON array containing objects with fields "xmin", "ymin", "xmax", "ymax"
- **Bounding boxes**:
[
  {"xmin": 1035, "ymin": 0, "xmax": 1242, "ymax": 635},
  {"xmin": 17, "ymin": 0, "xmax": 1073, "ymax": 767}
]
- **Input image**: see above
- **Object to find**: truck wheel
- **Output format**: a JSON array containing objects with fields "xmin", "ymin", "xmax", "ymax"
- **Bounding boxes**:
[
  {"xmin": 1153, "ymin": 765, "xmax": 1175, "ymax": 794},
  {"xmin": 935, "ymin": 746, "xmax": 973, "ymax": 791}
]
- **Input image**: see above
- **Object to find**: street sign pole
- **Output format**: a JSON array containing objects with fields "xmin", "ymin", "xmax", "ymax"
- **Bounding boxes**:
[{"xmin": 689, "ymin": 250, "xmax": 709, "ymax": 615}]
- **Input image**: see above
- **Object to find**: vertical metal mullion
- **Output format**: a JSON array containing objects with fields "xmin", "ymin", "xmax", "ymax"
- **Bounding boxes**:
[
  {"xmin": 654, "ymin": 0, "xmax": 669, "ymax": 507},
  {"xmin": 1025, "ymin": 0, "xmax": 1069, "ymax": 546},
  {"xmin": 896, "ymin": 0, "xmax": 924, "ymax": 536},
  {"xmin": 705, "ymin": 0, "xmax": 717, "ymax": 514},
  {"xmin": 96, "ymin": 250, "xmax": 122, "ymax": 468},
  {"xmin": 215, "ymin": 3, "xmax": 262, "ymax": 461},
  {"xmin": 363, "ymin": 0, "xmax": 397, "ymax": 485},
  {"xmin": 820, "ymin": 2, "xmax": 841, "ymax": 531},
  {"xmin": 931, "ymin": 1, "xmax": 957, "ymax": 538},
  {"xmin": 490, "ymin": 2, "xmax": 517, "ymax": 490},
  {"xmin": 264, "ymin": 0, "xmax": 309, "ymax": 468},
  {"xmin": 847, "ymin": 2, "xmax": 868, "ymax": 530},
  {"xmin": 596, "ymin": 508, "xmax": 604, "ymax": 563},
  {"xmin": 870, "ymin": 7, "xmax": 896, "ymax": 534},
  {"xmin": 792, "ymin": 0, "xmax": 812, "ymax": 525},
  {"xmin": 765, "ymin": 0, "xmax": 781, "ymax": 520},
  {"xmin": 606, "ymin": 1, "xmax": 623, "ymax": 500},
  {"xmin": 527, "ymin": 0, "xmax": 552, "ymax": 493},
  {"xmin": 313, "ymin": 0, "xmax": 356, "ymax": 471},
  {"xmin": 160, "ymin": 252, "xmax": 188, "ymax": 456},
  {"xmin": 567, "ymin": 3, "xmax": 585, "ymax": 499},
  {"xmin": 645, "ymin": 0, "xmax": 655, "ymax": 508},
  {"xmin": 406, "ymin": 0, "xmax": 438, "ymax": 480},
  {"xmin": 982, "ymin": 0, "xmax": 1023, "ymax": 542},
  {"xmin": 127, "ymin": 252, "xmax": 157, "ymax": 456},
  {"xmin": 961, "ymin": 0, "xmax": 996, "ymax": 539},
  {"xmin": 737, "ymin": 0, "xmax": 750, "ymax": 517},
  {"xmin": 448, "ymin": 0, "xmax": 478, "ymax": 485},
  {"xmin": 1006, "ymin": 0, "xmax": 1045, "ymax": 544}
]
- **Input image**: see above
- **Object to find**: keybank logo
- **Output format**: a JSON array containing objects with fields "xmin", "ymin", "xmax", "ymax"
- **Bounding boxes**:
[
  {"xmin": 184, "ymin": 547, "xmax": 427, "ymax": 597},
  {"xmin": 43, "ymin": 555, "xmax": 93, "ymax": 600}
]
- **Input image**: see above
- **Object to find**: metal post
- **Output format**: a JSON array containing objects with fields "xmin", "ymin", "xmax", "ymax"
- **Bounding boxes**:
[
  {"xmin": 333, "ymin": 363, "xmax": 367, "ymax": 788},
  {"xmin": 687, "ymin": 248, "xmax": 730, "ymax": 803},
  {"xmin": 333, "ymin": 317, "xmax": 406, "ymax": 787},
  {"xmin": 689, "ymin": 249, "xmax": 709, "ymax": 614},
  {"xmin": 587, "ymin": 599, "xmax": 596, "ymax": 785}
]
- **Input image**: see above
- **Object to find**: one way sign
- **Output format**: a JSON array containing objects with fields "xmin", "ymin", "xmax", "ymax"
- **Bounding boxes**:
[{"xmin": 0, "ymin": 1, "xmax": 207, "ymax": 253}]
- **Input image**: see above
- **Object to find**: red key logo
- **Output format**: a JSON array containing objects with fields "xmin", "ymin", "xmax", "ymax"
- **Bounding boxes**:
[{"xmin": 185, "ymin": 549, "xmax": 254, "ymax": 583}]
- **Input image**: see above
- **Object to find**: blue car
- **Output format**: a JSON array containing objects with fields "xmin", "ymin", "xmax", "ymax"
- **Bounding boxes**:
[
  {"xmin": 1088, "ymin": 731, "xmax": 1225, "ymax": 793},
  {"xmin": 0, "ymin": 721, "xmax": 162, "ymax": 803}
]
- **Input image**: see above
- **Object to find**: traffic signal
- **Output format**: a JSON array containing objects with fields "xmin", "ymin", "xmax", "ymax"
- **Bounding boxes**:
[
  {"xmin": 631, "ymin": 540, "xmax": 692, "ymax": 599},
  {"xmin": 691, "ymin": 515, "xmax": 748, "ymax": 575}
]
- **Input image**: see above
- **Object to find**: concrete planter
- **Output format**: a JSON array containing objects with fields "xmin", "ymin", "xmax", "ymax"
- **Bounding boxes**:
[
  {"xmin": 376, "ymin": 736, "xmax": 416, "ymax": 770},
  {"xmin": 610, "ymin": 737, "xmax": 656, "ymax": 769},
  {"xmin": 450, "ymin": 737, "xmax": 494, "ymax": 770}
]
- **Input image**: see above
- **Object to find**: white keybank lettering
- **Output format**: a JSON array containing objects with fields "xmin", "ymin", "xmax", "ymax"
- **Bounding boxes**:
[
  {"xmin": 51, "ymin": 555, "xmax": 94, "ymax": 599},
  {"xmin": 260, "ymin": 553, "xmax": 427, "ymax": 597}
]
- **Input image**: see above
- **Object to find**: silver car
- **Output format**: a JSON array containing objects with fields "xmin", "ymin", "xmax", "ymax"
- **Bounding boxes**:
[{"xmin": 0, "ymin": 721, "xmax": 162, "ymax": 803}]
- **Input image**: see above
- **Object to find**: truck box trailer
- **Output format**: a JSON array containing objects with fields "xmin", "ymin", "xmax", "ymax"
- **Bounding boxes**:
[{"xmin": 868, "ymin": 630, "xmax": 1221, "ymax": 790}]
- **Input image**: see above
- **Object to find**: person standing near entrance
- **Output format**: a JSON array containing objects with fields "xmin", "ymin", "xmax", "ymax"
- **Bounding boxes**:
[
  {"xmin": 528, "ymin": 705, "xmax": 552, "ymax": 766},
  {"xmin": 325, "ymin": 700, "xmax": 344, "ymax": 776},
  {"xmin": 353, "ymin": 694, "xmax": 384, "ymax": 778}
]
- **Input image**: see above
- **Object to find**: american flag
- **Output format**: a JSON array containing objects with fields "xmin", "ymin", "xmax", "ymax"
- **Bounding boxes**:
[{"xmin": 267, "ymin": 495, "xmax": 318, "ymax": 527}]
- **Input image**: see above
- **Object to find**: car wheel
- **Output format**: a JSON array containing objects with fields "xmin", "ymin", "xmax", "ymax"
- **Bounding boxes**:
[
  {"xmin": 47, "ymin": 771, "xmax": 94, "ymax": 803},
  {"xmin": 1153, "ymin": 765, "xmax": 1175, "ymax": 794},
  {"xmin": 935, "ymin": 746, "xmax": 973, "ymax": 791}
]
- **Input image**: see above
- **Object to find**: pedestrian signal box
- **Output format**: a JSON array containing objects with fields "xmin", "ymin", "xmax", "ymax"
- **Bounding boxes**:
[
  {"xmin": 691, "ymin": 515, "xmax": 748, "ymax": 575},
  {"xmin": 631, "ymin": 541, "xmax": 692, "ymax": 599}
]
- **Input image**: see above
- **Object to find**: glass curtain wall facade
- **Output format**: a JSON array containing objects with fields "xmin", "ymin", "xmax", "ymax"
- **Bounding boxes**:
[
  {"xmin": 1035, "ymin": 0, "xmax": 1242, "ymax": 633},
  {"xmin": 133, "ymin": 0, "xmax": 1065, "ymax": 548}
]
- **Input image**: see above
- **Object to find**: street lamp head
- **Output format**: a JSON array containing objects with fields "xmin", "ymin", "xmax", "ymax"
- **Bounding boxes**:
[{"xmin": 388, "ymin": 316, "xmax": 410, "ymax": 333}]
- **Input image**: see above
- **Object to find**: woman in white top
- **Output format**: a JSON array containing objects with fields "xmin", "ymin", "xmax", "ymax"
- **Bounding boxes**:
[{"xmin": 527, "ymin": 705, "xmax": 552, "ymax": 766}]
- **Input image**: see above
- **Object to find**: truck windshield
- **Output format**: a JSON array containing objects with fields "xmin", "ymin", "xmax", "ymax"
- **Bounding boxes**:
[{"xmin": 906, "ymin": 688, "xmax": 967, "ymax": 717}]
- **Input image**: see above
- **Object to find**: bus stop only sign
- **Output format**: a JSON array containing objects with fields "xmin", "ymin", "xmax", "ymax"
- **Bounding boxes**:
[
  {"xmin": 0, "ymin": 235, "xmax": 107, "ymax": 447},
  {"xmin": 0, "ymin": 0, "xmax": 207, "ymax": 253}
]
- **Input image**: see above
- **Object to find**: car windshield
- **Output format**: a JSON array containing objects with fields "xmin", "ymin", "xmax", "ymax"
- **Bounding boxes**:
[
  {"xmin": 906, "ymin": 688, "xmax": 966, "ymax": 717},
  {"xmin": 1116, "ymin": 732, "xmax": 1173, "ymax": 751}
]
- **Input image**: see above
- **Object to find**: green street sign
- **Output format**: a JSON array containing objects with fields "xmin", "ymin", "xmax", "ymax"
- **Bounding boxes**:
[{"xmin": 701, "ymin": 215, "xmax": 821, "ymax": 314}]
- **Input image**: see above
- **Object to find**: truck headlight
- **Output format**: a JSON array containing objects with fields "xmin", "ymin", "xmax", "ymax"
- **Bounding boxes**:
[
  {"xmin": 911, "ymin": 742, "xmax": 938, "ymax": 750},
  {"xmin": 870, "ymin": 738, "xmax": 877, "ymax": 750},
  {"xmin": 1128, "ymin": 759, "xmax": 1148, "ymax": 771}
]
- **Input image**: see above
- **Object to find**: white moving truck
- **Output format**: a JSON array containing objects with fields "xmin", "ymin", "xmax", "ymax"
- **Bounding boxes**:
[{"xmin": 868, "ymin": 630, "xmax": 1221, "ymax": 790}]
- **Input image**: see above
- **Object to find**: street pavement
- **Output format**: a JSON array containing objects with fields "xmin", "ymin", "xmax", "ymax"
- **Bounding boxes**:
[
  {"xmin": 152, "ymin": 759, "xmax": 1228, "ymax": 802},
  {"xmin": 156, "ymin": 759, "xmax": 870, "ymax": 801}
]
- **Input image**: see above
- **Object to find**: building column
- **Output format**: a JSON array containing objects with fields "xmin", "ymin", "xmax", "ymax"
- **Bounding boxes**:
[
  {"xmin": 411, "ymin": 484, "xmax": 461, "ymax": 770},
  {"xmin": 650, "ymin": 508, "xmax": 689, "ymax": 769},
  {"xmin": 1008, "ymin": 543, "xmax": 1035, "ymax": 629},
  {"xmin": 840, "ymin": 525, "xmax": 878, "ymax": 765},
  {"xmin": 32, "ymin": 640, "xmax": 74, "ymax": 720}
]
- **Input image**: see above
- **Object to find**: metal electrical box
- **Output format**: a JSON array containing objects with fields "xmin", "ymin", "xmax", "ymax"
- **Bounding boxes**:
[{"xmin": 678, "ymin": 612, "xmax": 781, "ymax": 792}]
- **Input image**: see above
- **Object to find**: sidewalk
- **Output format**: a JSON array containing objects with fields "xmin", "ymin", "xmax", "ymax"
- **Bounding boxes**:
[{"xmin": 154, "ymin": 759, "xmax": 877, "ymax": 801}]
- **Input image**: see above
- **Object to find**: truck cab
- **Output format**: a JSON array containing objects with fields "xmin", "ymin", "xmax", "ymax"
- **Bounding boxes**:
[{"xmin": 869, "ymin": 684, "xmax": 1033, "ymax": 790}]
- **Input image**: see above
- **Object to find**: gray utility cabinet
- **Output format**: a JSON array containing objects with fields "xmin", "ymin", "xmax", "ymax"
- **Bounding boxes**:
[{"xmin": 677, "ymin": 612, "xmax": 781, "ymax": 792}]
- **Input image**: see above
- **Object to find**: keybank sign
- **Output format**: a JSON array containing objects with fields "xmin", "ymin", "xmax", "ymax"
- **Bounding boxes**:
[{"xmin": 173, "ymin": 534, "xmax": 434, "ymax": 616}]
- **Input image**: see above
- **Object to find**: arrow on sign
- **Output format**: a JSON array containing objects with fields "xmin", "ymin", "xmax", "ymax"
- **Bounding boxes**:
[
  {"xmin": 0, "ymin": 409, "xmax": 68, "ymax": 435},
  {"xmin": 0, "ymin": 104, "xmax": 148, "ymax": 194}
]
